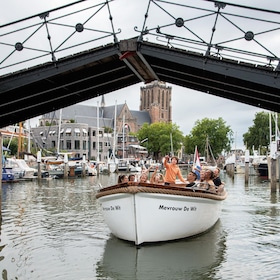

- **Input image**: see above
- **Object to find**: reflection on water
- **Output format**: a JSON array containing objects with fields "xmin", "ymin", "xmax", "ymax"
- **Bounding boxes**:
[
  {"xmin": 218, "ymin": 174, "xmax": 280, "ymax": 280},
  {"xmin": 96, "ymin": 220, "xmax": 226, "ymax": 280},
  {"xmin": 0, "ymin": 173, "xmax": 279, "ymax": 280},
  {"xmin": 0, "ymin": 178, "xmax": 110, "ymax": 280}
]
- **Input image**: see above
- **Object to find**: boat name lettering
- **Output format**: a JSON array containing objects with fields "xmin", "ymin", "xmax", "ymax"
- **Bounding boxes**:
[
  {"xmin": 159, "ymin": 205, "xmax": 197, "ymax": 211},
  {"xmin": 159, "ymin": 205, "xmax": 182, "ymax": 211},
  {"xmin": 102, "ymin": 205, "xmax": 121, "ymax": 211},
  {"xmin": 186, "ymin": 206, "xmax": 197, "ymax": 211}
]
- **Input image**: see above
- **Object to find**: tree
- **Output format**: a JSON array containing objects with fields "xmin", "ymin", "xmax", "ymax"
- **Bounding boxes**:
[
  {"xmin": 3, "ymin": 138, "xmax": 18, "ymax": 156},
  {"xmin": 137, "ymin": 122, "xmax": 184, "ymax": 160},
  {"xmin": 184, "ymin": 117, "xmax": 232, "ymax": 158},
  {"xmin": 243, "ymin": 111, "xmax": 278, "ymax": 154},
  {"xmin": 103, "ymin": 126, "xmax": 113, "ymax": 133}
]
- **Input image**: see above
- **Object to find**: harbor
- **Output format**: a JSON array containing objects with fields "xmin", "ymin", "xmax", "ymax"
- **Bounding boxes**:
[
  {"xmin": 0, "ymin": 172, "xmax": 279, "ymax": 279},
  {"xmin": 0, "ymin": 1, "xmax": 280, "ymax": 279}
]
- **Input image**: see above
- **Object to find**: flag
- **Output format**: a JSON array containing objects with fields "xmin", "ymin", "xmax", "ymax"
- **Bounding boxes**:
[{"xmin": 193, "ymin": 146, "xmax": 201, "ymax": 180}]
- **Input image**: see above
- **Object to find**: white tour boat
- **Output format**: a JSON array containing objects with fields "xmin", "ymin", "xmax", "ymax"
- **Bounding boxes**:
[{"xmin": 96, "ymin": 182, "xmax": 227, "ymax": 245}]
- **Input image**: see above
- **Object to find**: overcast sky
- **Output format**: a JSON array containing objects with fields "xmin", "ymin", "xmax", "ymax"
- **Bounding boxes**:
[{"xmin": 2, "ymin": 0, "xmax": 279, "ymax": 149}]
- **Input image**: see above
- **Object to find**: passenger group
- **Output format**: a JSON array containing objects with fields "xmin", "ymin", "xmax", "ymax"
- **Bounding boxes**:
[{"xmin": 117, "ymin": 155, "xmax": 224, "ymax": 194}]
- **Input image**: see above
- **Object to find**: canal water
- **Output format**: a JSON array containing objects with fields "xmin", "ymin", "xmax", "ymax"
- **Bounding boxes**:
[{"xmin": 0, "ymin": 172, "xmax": 279, "ymax": 280}]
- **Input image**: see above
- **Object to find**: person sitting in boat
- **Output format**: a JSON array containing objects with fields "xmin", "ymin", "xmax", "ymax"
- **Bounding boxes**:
[
  {"xmin": 128, "ymin": 174, "xmax": 136, "ymax": 182},
  {"xmin": 138, "ymin": 172, "xmax": 150, "ymax": 183},
  {"xmin": 196, "ymin": 169, "xmax": 206, "ymax": 189},
  {"xmin": 118, "ymin": 174, "xmax": 129, "ymax": 184},
  {"xmin": 185, "ymin": 171, "xmax": 197, "ymax": 187},
  {"xmin": 203, "ymin": 169, "xmax": 216, "ymax": 192},
  {"xmin": 150, "ymin": 166, "xmax": 164, "ymax": 184},
  {"xmin": 213, "ymin": 167, "xmax": 225, "ymax": 193},
  {"xmin": 163, "ymin": 155, "xmax": 186, "ymax": 185}
]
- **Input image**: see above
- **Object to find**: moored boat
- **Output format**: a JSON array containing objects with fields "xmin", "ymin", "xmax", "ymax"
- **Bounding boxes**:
[
  {"xmin": 5, "ymin": 158, "xmax": 36, "ymax": 179},
  {"xmin": 2, "ymin": 167, "xmax": 16, "ymax": 182},
  {"xmin": 96, "ymin": 182, "xmax": 227, "ymax": 245}
]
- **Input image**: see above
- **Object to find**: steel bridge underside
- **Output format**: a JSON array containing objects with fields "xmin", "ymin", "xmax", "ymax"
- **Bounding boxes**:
[{"xmin": 0, "ymin": 37, "xmax": 279, "ymax": 127}]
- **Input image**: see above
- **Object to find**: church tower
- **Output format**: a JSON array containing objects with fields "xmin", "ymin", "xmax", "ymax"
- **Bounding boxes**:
[{"xmin": 140, "ymin": 81, "xmax": 172, "ymax": 123}]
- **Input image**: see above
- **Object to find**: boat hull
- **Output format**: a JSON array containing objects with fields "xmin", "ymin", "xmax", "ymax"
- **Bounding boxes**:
[{"xmin": 97, "ymin": 184, "xmax": 227, "ymax": 245}]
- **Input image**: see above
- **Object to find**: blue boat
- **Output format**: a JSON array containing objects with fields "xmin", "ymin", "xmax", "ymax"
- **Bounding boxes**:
[{"xmin": 2, "ymin": 167, "xmax": 15, "ymax": 182}]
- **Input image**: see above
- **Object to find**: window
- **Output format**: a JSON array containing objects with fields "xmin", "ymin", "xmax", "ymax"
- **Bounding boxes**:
[
  {"xmin": 82, "ymin": 128, "xmax": 87, "ymax": 136},
  {"xmin": 51, "ymin": 141, "xmax": 56, "ymax": 148},
  {"xmin": 74, "ymin": 128, "xmax": 80, "ymax": 136},
  {"xmin": 99, "ymin": 142, "xmax": 103, "ymax": 152},
  {"xmin": 83, "ymin": 140, "xmax": 87, "ymax": 150},
  {"xmin": 65, "ymin": 128, "xmax": 72, "ymax": 136},
  {"xmin": 75, "ymin": 140, "xmax": 80, "ymax": 150},
  {"xmin": 66, "ymin": 140, "xmax": 71, "ymax": 149}
]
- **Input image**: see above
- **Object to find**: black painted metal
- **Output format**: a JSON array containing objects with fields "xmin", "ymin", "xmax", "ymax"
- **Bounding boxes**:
[{"xmin": 0, "ymin": 0, "xmax": 280, "ymax": 127}]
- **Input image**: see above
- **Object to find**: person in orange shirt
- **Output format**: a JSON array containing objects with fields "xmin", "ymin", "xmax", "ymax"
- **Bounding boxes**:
[{"xmin": 163, "ymin": 155, "xmax": 186, "ymax": 185}]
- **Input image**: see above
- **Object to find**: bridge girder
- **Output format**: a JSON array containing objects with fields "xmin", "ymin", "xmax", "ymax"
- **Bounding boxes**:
[{"xmin": 0, "ymin": 37, "xmax": 279, "ymax": 127}]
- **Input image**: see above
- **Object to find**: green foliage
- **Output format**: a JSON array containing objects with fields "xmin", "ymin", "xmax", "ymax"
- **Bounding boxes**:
[
  {"xmin": 243, "ymin": 111, "xmax": 278, "ymax": 154},
  {"xmin": 3, "ymin": 138, "xmax": 18, "ymax": 156},
  {"xmin": 137, "ymin": 122, "xmax": 184, "ymax": 159},
  {"xmin": 103, "ymin": 126, "xmax": 113, "ymax": 133},
  {"xmin": 184, "ymin": 117, "xmax": 232, "ymax": 157}
]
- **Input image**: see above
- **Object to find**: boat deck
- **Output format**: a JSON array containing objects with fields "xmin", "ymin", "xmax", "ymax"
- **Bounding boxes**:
[{"xmin": 96, "ymin": 182, "xmax": 227, "ymax": 201}]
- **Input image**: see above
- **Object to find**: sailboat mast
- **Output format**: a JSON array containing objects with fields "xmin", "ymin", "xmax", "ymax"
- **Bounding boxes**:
[
  {"xmin": 97, "ymin": 101, "xmax": 100, "ymax": 163},
  {"xmin": 113, "ymin": 100, "xmax": 117, "ymax": 160},
  {"xmin": 28, "ymin": 119, "xmax": 31, "ymax": 153},
  {"xmin": 276, "ymin": 113, "xmax": 279, "ymax": 142},
  {"xmin": 57, "ymin": 109, "xmax": 62, "ymax": 155},
  {"xmin": 122, "ymin": 114, "xmax": 125, "ymax": 159},
  {"xmin": 170, "ymin": 133, "xmax": 174, "ymax": 156},
  {"xmin": 206, "ymin": 135, "xmax": 209, "ymax": 163},
  {"xmin": 17, "ymin": 122, "xmax": 23, "ymax": 159}
]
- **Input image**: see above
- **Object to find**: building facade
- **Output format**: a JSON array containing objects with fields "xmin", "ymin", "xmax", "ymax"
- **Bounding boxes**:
[
  {"xmin": 31, "ymin": 81, "xmax": 172, "ymax": 160},
  {"xmin": 32, "ymin": 123, "xmax": 114, "ymax": 161}
]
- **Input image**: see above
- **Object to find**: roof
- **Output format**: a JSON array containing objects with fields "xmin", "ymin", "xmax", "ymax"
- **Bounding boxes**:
[
  {"xmin": 131, "ymin": 110, "xmax": 151, "ymax": 126},
  {"xmin": 41, "ymin": 102, "xmax": 151, "ymax": 129}
]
